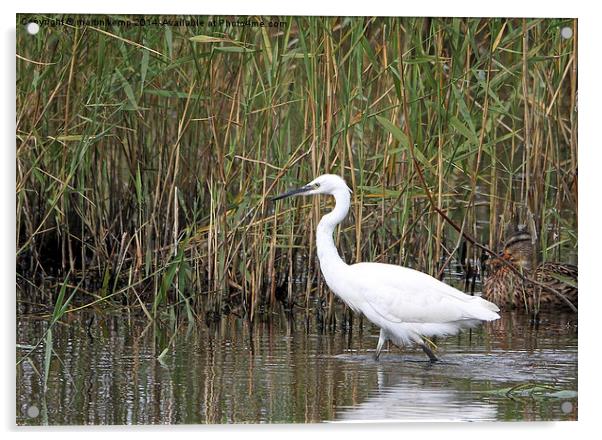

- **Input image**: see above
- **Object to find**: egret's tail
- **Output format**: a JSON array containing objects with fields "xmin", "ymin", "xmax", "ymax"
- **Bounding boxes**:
[
  {"xmin": 478, "ymin": 309, "xmax": 501, "ymax": 321},
  {"xmin": 481, "ymin": 297, "xmax": 501, "ymax": 313},
  {"xmin": 465, "ymin": 296, "xmax": 501, "ymax": 321}
]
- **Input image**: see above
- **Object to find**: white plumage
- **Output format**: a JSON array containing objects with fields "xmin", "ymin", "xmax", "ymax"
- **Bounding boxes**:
[{"xmin": 273, "ymin": 174, "xmax": 500, "ymax": 361}]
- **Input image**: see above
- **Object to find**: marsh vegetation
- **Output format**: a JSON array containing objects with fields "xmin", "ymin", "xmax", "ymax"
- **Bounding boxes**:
[{"xmin": 16, "ymin": 16, "xmax": 577, "ymax": 322}]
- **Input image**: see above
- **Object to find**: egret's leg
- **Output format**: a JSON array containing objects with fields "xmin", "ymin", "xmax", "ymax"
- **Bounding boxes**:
[
  {"xmin": 420, "ymin": 343, "xmax": 439, "ymax": 362},
  {"xmin": 374, "ymin": 329, "xmax": 386, "ymax": 361}
]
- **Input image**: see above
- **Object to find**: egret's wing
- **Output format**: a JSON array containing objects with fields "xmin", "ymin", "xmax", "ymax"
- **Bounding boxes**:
[{"xmin": 350, "ymin": 263, "xmax": 499, "ymax": 324}]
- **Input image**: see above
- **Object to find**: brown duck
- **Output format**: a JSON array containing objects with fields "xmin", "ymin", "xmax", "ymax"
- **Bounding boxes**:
[{"xmin": 482, "ymin": 230, "xmax": 577, "ymax": 311}]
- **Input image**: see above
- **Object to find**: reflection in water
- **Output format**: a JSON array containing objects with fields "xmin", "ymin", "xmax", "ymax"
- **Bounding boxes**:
[
  {"xmin": 336, "ymin": 380, "xmax": 498, "ymax": 422},
  {"xmin": 16, "ymin": 308, "xmax": 577, "ymax": 425}
]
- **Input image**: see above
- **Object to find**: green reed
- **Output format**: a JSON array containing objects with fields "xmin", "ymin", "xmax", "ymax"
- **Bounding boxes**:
[{"xmin": 16, "ymin": 16, "xmax": 577, "ymax": 320}]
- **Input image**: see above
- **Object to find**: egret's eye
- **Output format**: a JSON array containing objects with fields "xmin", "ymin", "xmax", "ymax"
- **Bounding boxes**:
[{"xmin": 314, "ymin": 183, "xmax": 321, "ymax": 188}]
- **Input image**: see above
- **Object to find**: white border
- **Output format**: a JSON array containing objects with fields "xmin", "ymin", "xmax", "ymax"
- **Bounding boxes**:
[{"xmin": 4, "ymin": 0, "xmax": 585, "ymax": 17}]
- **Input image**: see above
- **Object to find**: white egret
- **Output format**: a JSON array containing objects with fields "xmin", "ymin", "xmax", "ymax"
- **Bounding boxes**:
[{"xmin": 273, "ymin": 174, "xmax": 500, "ymax": 361}]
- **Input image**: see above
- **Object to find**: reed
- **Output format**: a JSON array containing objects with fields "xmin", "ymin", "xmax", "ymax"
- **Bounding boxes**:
[{"xmin": 16, "ymin": 16, "xmax": 578, "ymax": 320}]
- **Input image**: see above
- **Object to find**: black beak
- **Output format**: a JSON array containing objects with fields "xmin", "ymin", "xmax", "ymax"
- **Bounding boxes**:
[{"xmin": 272, "ymin": 185, "xmax": 312, "ymax": 201}]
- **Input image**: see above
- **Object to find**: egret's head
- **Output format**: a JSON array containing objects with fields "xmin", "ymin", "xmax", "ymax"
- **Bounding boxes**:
[{"xmin": 272, "ymin": 174, "xmax": 352, "ymax": 201}]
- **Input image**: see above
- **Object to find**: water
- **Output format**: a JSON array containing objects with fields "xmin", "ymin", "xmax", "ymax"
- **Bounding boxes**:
[{"xmin": 16, "ymin": 305, "xmax": 577, "ymax": 425}]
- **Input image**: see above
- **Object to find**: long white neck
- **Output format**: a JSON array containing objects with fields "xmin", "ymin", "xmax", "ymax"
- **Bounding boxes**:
[{"xmin": 316, "ymin": 189, "xmax": 350, "ymax": 269}]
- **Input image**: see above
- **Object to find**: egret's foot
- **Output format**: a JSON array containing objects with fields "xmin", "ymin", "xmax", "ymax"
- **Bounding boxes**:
[
  {"xmin": 374, "ymin": 328, "xmax": 386, "ymax": 361},
  {"xmin": 420, "ymin": 343, "xmax": 439, "ymax": 362}
]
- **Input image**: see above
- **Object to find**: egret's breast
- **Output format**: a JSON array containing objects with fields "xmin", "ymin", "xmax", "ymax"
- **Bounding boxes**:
[{"xmin": 318, "ymin": 259, "xmax": 363, "ymax": 314}]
